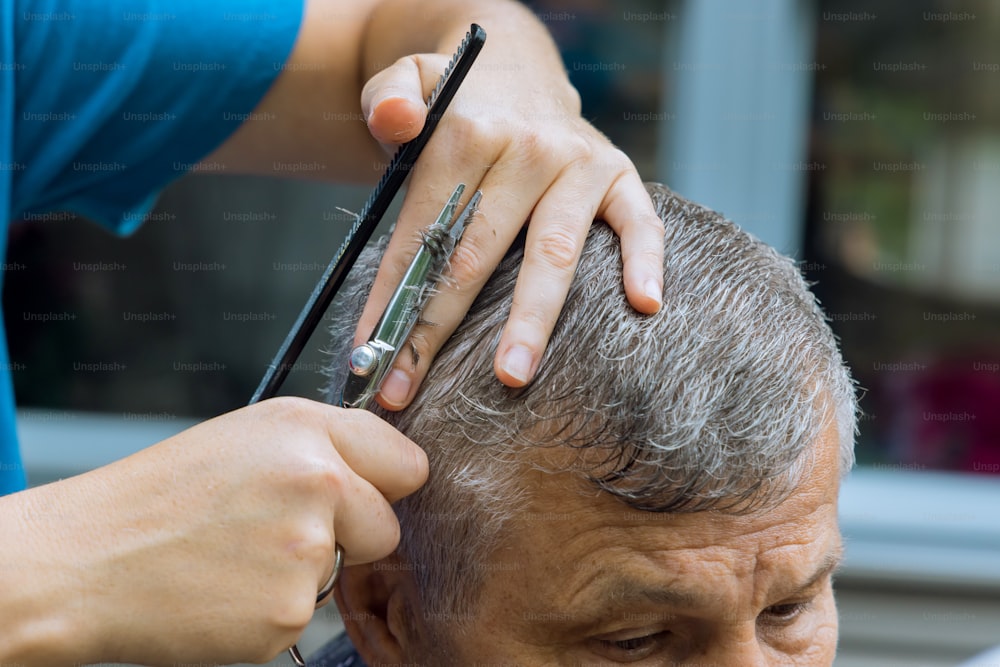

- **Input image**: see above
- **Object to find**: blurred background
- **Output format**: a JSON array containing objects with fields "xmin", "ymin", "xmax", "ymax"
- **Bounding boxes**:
[{"xmin": 8, "ymin": 1, "xmax": 999, "ymax": 665}]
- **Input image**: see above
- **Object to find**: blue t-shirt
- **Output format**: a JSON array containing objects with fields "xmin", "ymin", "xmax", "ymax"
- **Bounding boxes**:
[{"xmin": 0, "ymin": 0, "xmax": 304, "ymax": 494}]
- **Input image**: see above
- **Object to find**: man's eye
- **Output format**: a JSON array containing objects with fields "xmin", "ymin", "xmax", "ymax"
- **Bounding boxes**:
[
  {"xmin": 760, "ymin": 601, "xmax": 811, "ymax": 625},
  {"xmin": 591, "ymin": 630, "xmax": 670, "ymax": 661}
]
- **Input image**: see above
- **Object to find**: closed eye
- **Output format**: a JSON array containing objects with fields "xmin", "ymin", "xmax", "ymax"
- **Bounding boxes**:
[
  {"xmin": 590, "ymin": 630, "xmax": 671, "ymax": 662},
  {"xmin": 760, "ymin": 601, "xmax": 811, "ymax": 626}
]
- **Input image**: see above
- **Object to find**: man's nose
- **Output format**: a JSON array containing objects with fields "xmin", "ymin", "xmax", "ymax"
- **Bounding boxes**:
[{"xmin": 698, "ymin": 623, "xmax": 769, "ymax": 667}]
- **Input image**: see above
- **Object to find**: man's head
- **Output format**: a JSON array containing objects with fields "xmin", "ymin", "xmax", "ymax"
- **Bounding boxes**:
[{"xmin": 324, "ymin": 183, "xmax": 856, "ymax": 665}]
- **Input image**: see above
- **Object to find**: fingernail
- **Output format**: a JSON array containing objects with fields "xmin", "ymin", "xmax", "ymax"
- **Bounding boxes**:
[
  {"xmin": 501, "ymin": 345, "xmax": 535, "ymax": 384},
  {"xmin": 644, "ymin": 279, "xmax": 663, "ymax": 308},
  {"xmin": 380, "ymin": 369, "xmax": 412, "ymax": 406}
]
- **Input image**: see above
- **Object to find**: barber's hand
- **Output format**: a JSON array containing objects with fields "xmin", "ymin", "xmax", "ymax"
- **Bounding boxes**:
[
  {"xmin": 49, "ymin": 398, "xmax": 427, "ymax": 666},
  {"xmin": 355, "ymin": 52, "xmax": 665, "ymax": 409}
]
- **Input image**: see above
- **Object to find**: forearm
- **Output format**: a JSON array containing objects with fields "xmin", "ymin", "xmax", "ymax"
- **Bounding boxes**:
[
  {"xmin": 0, "ymin": 481, "xmax": 102, "ymax": 664},
  {"xmin": 205, "ymin": 0, "xmax": 580, "ymax": 181},
  {"xmin": 201, "ymin": 0, "xmax": 384, "ymax": 182}
]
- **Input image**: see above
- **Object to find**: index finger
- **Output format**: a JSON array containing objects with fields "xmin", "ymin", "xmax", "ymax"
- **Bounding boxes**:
[{"xmin": 493, "ymin": 164, "xmax": 664, "ymax": 387}]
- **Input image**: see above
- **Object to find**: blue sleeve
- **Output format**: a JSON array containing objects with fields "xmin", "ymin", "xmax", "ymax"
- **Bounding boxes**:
[
  {"xmin": 10, "ymin": 0, "xmax": 304, "ymax": 234},
  {"xmin": 0, "ymin": 0, "xmax": 303, "ymax": 495},
  {"xmin": 0, "ymin": 312, "xmax": 23, "ymax": 494}
]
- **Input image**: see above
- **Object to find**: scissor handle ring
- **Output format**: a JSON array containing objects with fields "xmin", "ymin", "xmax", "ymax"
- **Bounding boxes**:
[
  {"xmin": 316, "ymin": 543, "xmax": 344, "ymax": 605},
  {"xmin": 287, "ymin": 543, "xmax": 345, "ymax": 666}
]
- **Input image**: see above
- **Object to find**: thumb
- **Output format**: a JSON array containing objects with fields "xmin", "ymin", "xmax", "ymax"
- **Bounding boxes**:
[
  {"xmin": 319, "ymin": 406, "xmax": 429, "ymax": 503},
  {"xmin": 361, "ymin": 54, "xmax": 446, "ymax": 146}
]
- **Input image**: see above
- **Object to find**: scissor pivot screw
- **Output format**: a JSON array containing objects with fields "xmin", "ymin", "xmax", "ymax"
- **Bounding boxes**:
[{"xmin": 348, "ymin": 344, "xmax": 379, "ymax": 376}]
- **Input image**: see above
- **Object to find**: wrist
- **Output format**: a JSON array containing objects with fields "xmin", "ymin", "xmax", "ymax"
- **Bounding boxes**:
[
  {"xmin": 0, "ymin": 481, "xmax": 106, "ymax": 664},
  {"xmin": 445, "ymin": 9, "xmax": 582, "ymax": 117}
]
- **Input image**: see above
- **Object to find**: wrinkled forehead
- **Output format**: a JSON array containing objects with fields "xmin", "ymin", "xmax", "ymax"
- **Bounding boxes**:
[
  {"xmin": 499, "ymin": 419, "xmax": 843, "ymax": 575},
  {"xmin": 511, "ymin": 397, "xmax": 843, "ymax": 517}
]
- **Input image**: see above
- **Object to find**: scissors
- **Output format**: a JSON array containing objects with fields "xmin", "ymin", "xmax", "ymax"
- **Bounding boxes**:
[
  {"xmin": 262, "ymin": 24, "xmax": 486, "ymax": 667},
  {"xmin": 285, "ymin": 185, "xmax": 480, "ymax": 666},
  {"xmin": 285, "ymin": 187, "xmax": 480, "ymax": 666},
  {"xmin": 341, "ymin": 183, "xmax": 482, "ymax": 409}
]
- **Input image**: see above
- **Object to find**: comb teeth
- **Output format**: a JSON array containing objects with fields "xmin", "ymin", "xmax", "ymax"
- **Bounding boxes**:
[
  {"xmin": 249, "ymin": 24, "xmax": 483, "ymax": 407},
  {"xmin": 425, "ymin": 27, "xmax": 474, "ymax": 109},
  {"xmin": 338, "ymin": 27, "xmax": 477, "ymax": 265}
]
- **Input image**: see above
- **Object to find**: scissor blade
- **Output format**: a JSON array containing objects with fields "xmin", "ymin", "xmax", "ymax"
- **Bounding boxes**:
[
  {"xmin": 432, "ymin": 184, "xmax": 466, "ymax": 232},
  {"xmin": 449, "ymin": 190, "xmax": 482, "ymax": 243}
]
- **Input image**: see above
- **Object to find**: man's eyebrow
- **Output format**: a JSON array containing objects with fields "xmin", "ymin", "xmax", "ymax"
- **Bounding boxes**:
[
  {"xmin": 591, "ymin": 543, "xmax": 846, "ymax": 610},
  {"xmin": 785, "ymin": 541, "xmax": 845, "ymax": 598},
  {"xmin": 592, "ymin": 578, "xmax": 715, "ymax": 609}
]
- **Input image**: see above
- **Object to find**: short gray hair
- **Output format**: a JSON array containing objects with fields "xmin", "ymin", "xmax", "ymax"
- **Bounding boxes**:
[{"xmin": 323, "ymin": 183, "xmax": 857, "ymax": 620}]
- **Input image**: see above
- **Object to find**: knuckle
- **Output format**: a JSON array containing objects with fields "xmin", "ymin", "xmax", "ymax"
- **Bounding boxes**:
[
  {"xmin": 446, "ymin": 238, "xmax": 490, "ymax": 287},
  {"xmin": 268, "ymin": 595, "xmax": 315, "ymax": 639},
  {"xmin": 565, "ymin": 132, "xmax": 596, "ymax": 162},
  {"xmin": 640, "ymin": 244, "xmax": 664, "ymax": 264},
  {"xmin": 527, "ymin": 129, "xmax": 591, "ymax": 173},
  {"xmin": 530, "ymin": 226, "xmax": 582, "ymax": 274},
  {"xmin": 586, "ymin": 142, "xmax": 635, "ymax": 183},
  {"xmin": 306, "ymin": 524, "xmax": 337, "ymax": 562},
  {"xmin": 449, "ymin": 112, "xmax": 502, "ymax": 151},
  {"xmin": 649, "ymin": 217, "xmax": 667, "ymax": 240},
  {"xmin": 640, "ymin": 210, "xmax": 666, "ymax": 238},
  {"xmin": 606, "ymin": 145, "xmax": 633, "ymax": 169},
  {"xmin": 587, "ymin": 146, "xmax": 630, "ymax": 182},
  {"xmin": 510, "ymin": 298, "xmax": 552, "ymax": 331},
  {"xmin": 318, "ymin": 455, "xmax": 352, "ymax": 497},
  {"xmin": 512, "ymin": 123, "xmax": 543, "ymax": 155},
  {"xmin": 261, "ymin": 395, "xmax": 316, "ymax": 423},
  {"xmin": 288, "ymin": 522, "xmax": 335, "ymax": 569},
  {"xmin": 385, "ymin": 236, "xmax": 426, "ymax": 283},
  {"xmin": 396, "ymin": 53, "xmax": 419, "ymax": 70}
]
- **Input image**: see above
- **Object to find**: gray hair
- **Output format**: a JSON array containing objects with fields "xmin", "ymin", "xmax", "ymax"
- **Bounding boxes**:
[{"xmin": 323, "ymin": 182, "xmax": 857, "ymax": 621}]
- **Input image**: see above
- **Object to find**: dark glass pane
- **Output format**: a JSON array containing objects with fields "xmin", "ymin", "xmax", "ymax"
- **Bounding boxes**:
[{"xmin": 805, "ymin": 1, "xmax": 1000, "ymax": 475}]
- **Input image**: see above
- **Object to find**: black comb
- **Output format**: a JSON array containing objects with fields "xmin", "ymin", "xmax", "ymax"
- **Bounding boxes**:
[{"xmin": 250, "ymin": 24, "xmax": 487, "ymax": 404}]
